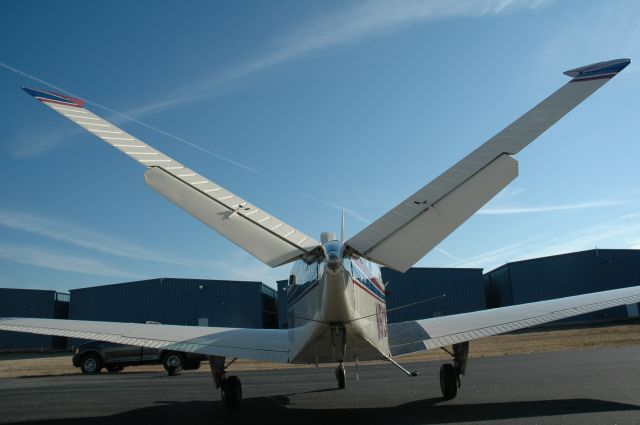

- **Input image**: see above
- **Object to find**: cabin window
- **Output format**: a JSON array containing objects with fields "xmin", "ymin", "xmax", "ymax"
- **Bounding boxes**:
[
  {"xmin": 342, "ymin": 256, "xmax": 352, "ymax": 273},
  {"xmin": 289, "ymin": 258, "xmax": 319, "ymax": 287}
]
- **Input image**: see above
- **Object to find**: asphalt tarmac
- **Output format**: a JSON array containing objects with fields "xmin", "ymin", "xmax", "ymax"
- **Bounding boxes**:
[{"xmin": 1, "ymin": 346, "xmax": 639, "ymax": 425}]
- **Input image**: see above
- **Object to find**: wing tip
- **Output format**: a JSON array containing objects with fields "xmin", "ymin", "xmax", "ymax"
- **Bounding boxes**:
[
  {"xmin": 21, "ymin": 86, "xmax": 85, "ymax": 108},
  {"xmin": 564, "ymin": 58, "xmax": 631, "ymax": 81}
]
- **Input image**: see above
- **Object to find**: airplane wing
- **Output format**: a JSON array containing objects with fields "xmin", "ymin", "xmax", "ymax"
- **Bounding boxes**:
[
  {"xmin": 388, "ymin": 284, "xmax": 640, "ymax": 357},
  {"xmin": 0, "ymin": 318, "xmax": 289, "ymax": 363},
  {"xmin": 345, "ymin": 59, "xmax": 631, "ymax": 272},
  {"xmin": 21, "ymin": 87, "xmax": 320, "ymax": 267}
]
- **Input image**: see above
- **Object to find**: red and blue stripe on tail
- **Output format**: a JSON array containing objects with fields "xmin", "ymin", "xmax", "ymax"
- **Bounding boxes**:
[{"xmin": 22, "ymin": 87, "xmax": 85, "ymax": 108}]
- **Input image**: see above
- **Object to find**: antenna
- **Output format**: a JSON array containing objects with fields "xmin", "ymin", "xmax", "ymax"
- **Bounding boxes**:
[{"xmin": 340, "ymin": 210, "xmax": 345, "ymax": 242}]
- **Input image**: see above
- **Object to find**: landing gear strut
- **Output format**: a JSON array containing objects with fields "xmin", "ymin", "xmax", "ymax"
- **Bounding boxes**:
[
  {"xmin": 439, "ymin": 341, "xmax": 469, "ymax": 400},
  {"xmin": 209, "ymin": 356, "xmax": 241, "ymax": 410},
  {"xmin": 331, "ymin": 324, "xmax": 347, "ymax": 389}
]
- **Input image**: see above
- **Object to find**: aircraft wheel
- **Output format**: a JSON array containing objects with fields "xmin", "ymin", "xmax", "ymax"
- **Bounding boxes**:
[
  {"xmin": 439, "ymin": 364, "xmax": 458, "ymax": 400},
  {"xmin": 336, "ymin": 365, "xmax": 346, "ymax": 389},
  {"xmin": 222, "ymin": 376, "xmax": 242, "ymax": 410}
]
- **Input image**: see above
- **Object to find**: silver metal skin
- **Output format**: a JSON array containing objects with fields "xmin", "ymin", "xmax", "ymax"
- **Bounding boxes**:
[{"xmin": 285, "ymin": 239, "xmax": 390, "ymax": 364}]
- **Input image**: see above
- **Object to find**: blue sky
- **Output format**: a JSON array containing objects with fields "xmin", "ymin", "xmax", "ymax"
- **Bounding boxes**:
[{"xmin": 1, "ymin": 0, "xmax": 639, "ymax": 292}]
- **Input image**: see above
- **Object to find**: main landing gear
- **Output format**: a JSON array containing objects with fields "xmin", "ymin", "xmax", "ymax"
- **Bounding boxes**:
[
  {"xmin": 209, "ymin": 356, "xmax": 242, "ymax": 410},
  {"xmin": 439, "ymin": 341, "xmax": 469, "ymax": 400}
]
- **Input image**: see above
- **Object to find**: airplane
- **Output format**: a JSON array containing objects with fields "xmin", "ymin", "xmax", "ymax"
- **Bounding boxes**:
[{"xmin": 2, "ymin": 58, "xmax": 639, "ymax": 410}]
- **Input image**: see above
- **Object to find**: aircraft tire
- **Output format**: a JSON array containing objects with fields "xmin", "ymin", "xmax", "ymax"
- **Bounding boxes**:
[
  {"xmin": 337, "ymin": 366, "xmax": 346, "ymax": 389},
  {"xmin": 439, "ymin": 364, "xmax": 458, "ymax": 399},
  {"xmin": 222, "ymin": 376, "xmax": 242, "ymax": 410}
]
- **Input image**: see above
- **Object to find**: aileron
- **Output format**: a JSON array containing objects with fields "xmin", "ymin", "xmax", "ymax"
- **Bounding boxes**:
[
  {"xmin": 0, "ymin": 318, "xmax": 289, "ymax": 363},
  {"xmin": 389, "ymin": 284, "xmax": 640, "ymax": 356}
]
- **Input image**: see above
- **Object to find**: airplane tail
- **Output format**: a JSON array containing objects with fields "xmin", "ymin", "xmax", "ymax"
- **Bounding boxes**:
[{"xmin": 344, "ymin": 58, "xmax": 631, "ymax": 272}]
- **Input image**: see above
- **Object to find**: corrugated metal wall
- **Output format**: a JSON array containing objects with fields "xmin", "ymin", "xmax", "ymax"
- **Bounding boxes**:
[
  {"xmin": 70, "ymin": 278, "xmax": 274, "ymax": 329},
  {"xmin": 0, "ymin": 288, "xmax": 69, "ymax": 351},
  {"xmin": 484, "ymin": 249, "xmax": 640, "ymax": 323},
  {"xmin": 275, "ymin": 268, "xmax": 486, "ymax": 325},
  {"xmin": 382, "ymin": 267, "xmax": 486, "ymax": 323},
  {"xmin": 261, "ymin": 285, "xmax": 277, "ymax": 329},
  {"xmin": 277, "ymin": 280, "xmax": 288, "ymax": 329},
  {"xmin": 483, "ymin": 265, "xmax": 512, "ymax": 308}
]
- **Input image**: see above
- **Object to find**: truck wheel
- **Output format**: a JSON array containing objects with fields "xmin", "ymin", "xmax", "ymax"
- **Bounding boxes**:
[
  {"xmin": 80, "ymin": 353, "xmax": 102, "ymax": 374},
  {"xmin": 163, "ymin": 352, "xmax": 185, "ymax": 376}
]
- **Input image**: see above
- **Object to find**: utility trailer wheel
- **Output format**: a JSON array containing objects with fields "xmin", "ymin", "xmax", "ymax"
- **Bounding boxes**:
[
  {"xmin": 439, "ymin": 364, "xmax": 458, "ymax": 400},
  {"xmin": 222, "ymin": 376, "xmax": 242, "ymax": 410},
  {"xmin": 336, "ymin": 365, "xmax": 346, "ymax": 389}
]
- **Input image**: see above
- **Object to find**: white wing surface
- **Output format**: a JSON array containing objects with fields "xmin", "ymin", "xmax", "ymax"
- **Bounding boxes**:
[
  {"xmin": 388, "ymin": 284, "xmax": 640, "ymax": 357},
  {"xmin": 346, "ymin": 59, "xmax": 631, "ymax": 272},
  {"xmin": 21, "ymin": 87, "xmax": 320, "ymax": 267},
  {"xmin": 0, "ymin": 318, "xmax": 289, "ymax": 363}
]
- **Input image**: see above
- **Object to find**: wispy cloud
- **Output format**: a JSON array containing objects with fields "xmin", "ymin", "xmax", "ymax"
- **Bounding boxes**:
[
  {"xmin": 206, "ymin": 251, "xmax": 288, "ymax": 287},
  {"xmin": 435, "ymin": 247, "xmax": 463, "ymax": 262},
  {"xmin": 0, "ymin": 243, "xmax": 141, "ymax": 278},
  {"xmin": 451, "ymin": 212, "xmax": 640, "ymax": 270},
  {"xmin": 538, "ymin": 1, "xmax": 640, "ymax": 81},
  {"xmin": 128, "ymin": 0, "xmax": 550, "ymax": 117},
  {"xmin": 0, "ymin": 207, "xmax": 212, "ymax": 269},
  {"xmin": 301, "ymin": 193, "xmax": 372, "ymax": 225},
  {"xmin": 4, "ymin": 1, "xmax": 548, "ymax": 163},
  {"xmin": 0, "ymin": 207, "xmax": 292, "ymax": 285},
  {"xmin": 522, "ymin": 213, "xmax": 640, "ymax": 258},
  {"xmin": 478, "ymin": 199, "xmax": 626, "ymax": 215},
  {"xmin": 447, "ymin": 238, "xmax": 543, "ymax": 269},
  {"xmin": 0, "ymin": 62, "xmax": 259, "ymax": 173},
  {"xmin": 494, "ymin": 187, "xmax": 527, "ymax": 201},
  {"xmin": 8, "ymin": 127, "xmax": 75, "ymax": 158}
]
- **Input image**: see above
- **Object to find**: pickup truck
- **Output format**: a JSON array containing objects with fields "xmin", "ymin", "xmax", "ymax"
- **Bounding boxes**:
[{"xmin": 72, "ymin": 341, "xmax": 207, "ymax": 376}]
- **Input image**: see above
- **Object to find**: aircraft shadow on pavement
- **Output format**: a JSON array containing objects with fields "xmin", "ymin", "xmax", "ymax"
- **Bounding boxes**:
[{"xmin": 4, "ymin": 396, "xmax": 639, "ymax": 425}]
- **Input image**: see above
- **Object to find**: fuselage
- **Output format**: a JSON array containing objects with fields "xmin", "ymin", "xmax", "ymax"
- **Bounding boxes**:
[{"xmin": 284, "ymin": 239, "xmax": 390, "ymax": 364}]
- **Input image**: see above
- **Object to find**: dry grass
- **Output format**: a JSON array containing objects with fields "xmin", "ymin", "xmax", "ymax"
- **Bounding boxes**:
[
  {"xmin": 1, "ymin": 322, "xmax": 638, "ymax": 379},
  {"xmin": 400, "ymin": 322, "xmax": 640, "ymax": 362}
]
